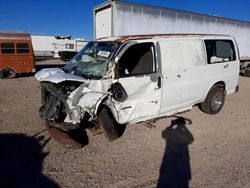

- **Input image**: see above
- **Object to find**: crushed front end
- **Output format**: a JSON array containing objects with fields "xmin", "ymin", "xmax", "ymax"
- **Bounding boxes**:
[{"xmin": 39, "ymin": 81, "xmax": 83, "ymax": 130}]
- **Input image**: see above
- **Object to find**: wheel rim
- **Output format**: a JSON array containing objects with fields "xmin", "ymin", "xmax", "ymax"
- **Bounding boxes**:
[
  {"xmin": 211, "ymin": 91, "xmax": 223, "ymax": 112},
  {"xmin": 6, "ymin": 69, "xmax": 16, "ymax": 78}
]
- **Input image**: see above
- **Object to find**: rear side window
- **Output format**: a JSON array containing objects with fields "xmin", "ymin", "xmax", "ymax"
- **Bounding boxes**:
[
  {"xmin": 1, "ymin": 43, "xmax": 15, "ymax": 54},
  {"xmin": 205, "ymin": 40, "xmax": 236, "ymax": 64},
  {"xmin": 118, "ymin": 43, "xmax": 156, "ymax": 76},
  {"xmin": 16, "ymin": 43, "xmax": 30, "ymax": 53}
]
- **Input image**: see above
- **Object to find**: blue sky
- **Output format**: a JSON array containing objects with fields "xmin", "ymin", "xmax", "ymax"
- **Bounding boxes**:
[{"xmin": 0, "ymin": 0, "xmax": 249, "ymax": 40}]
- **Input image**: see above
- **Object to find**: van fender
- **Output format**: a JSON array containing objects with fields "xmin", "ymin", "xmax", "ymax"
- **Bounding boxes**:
[
  {"xmin": 65, "ymin": 91, "xmax": 109, "ymax": 123},
  {"xmin": 75, "ymin": 92, "xmax": 119, "ymax": 123},
  {"xmin": 202, "ymin": 81, "xmax": 226, "ymax": 101},
  {"xmin": 64, "ymin": 83, "xmax": 119, "ymax": 124}
]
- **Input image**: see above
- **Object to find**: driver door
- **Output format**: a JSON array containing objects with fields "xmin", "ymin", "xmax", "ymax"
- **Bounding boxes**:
[{"xmin": 112, "ymin": 41, "xmax": 162, "ymax": 124}]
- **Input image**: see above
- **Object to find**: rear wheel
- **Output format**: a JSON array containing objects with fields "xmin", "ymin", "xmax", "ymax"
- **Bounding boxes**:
[
  {"xmin": 199, "ymin": 85, "xmax": 225, "ymax": 114},
  {"xmin": 241, "ymin": 62, "xmax": 250, "ymax": 77},
  {"xmin": 0, "ymin": 67, "xmax": 16, "ymax": 79},
  {"xmin": 97, "ymin": 106, "xmax": 121, "ymax": 141},
  {"xmin": 243, "ymin": 69, "xmax": 250, "ymax": 77}
]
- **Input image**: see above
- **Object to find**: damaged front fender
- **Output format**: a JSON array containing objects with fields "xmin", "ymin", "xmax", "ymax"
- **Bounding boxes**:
[
  {"xmin": 36, "ymin": 68, "xmax": 118, "ymax": 129},
  {"xmin": 64, "ymin": 86, "xmax": 109, "ymax": 124}
]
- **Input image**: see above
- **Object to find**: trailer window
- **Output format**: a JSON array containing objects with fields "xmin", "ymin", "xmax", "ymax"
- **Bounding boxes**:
[
  {"xmin": 66, "ymin": 44, "xmax": 74, "ymax": 49},
  {"xmin": 118, "ymin": 43, "xmax": 155, "ymax": 76},
  {"xmin": 1, "ymin": 43, "xmax": 15, "ymax": 54},
  {"xmin": 16, "ymin": 43, "xmax": 30, "ymax": 53},
  {"xmin": 205, "ymin": 40, "xmax": 236, "ymax": 64}
]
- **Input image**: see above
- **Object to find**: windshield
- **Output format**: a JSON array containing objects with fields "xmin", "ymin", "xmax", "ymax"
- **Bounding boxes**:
[{"xmin": 64, "ymin": 41, "xmax": 120, "ymax": 79}]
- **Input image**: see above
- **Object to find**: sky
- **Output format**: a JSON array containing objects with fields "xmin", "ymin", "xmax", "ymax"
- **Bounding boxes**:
[{"xmin": 0, "ymin": 0, "xmax": 250, "ymax": 40}]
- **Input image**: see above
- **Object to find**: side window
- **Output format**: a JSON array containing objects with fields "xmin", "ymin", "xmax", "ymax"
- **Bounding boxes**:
[
  {"xmin": 118, "ymin": 43, "xmax": 155, "ymax": 76},
  {"xmin": 16, "ymin": 43, "xmax": 30, "ymax": 53},
  {"xmin": 1, "ymin": 43, "xmax": 15, "ymax": 54},
  {"xmin": 205, "ymin": 40, "xmax": 236, "ymax": 64},
  {"xmin": 66, "ymin": 44, "xmax": 74, "ymax": 49}
]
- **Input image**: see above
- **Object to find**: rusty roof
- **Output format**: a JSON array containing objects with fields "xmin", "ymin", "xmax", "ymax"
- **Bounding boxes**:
[
  {"xmin": 0, "ymin": 31, "xmax": 31, "ymax": 40},
  {"xmin": 97, "ymin": 33, "xmax": 231, "ymax": 42}
]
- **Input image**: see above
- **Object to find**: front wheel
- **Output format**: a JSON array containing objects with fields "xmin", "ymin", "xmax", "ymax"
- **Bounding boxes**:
[
  {"xmin": 97, "ymin": 106, "xmax": 121, "ymax": 141},
  {"xmin": 199, "ymin": 85, "xmax": 225, "ymax": 114}
]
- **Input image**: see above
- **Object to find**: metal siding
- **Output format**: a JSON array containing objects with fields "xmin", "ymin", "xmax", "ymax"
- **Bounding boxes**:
[
  {"xmin": 110, "ymin": 1, "xmax": 250, "ymax": 58},
  {"xmin": 31, "ymin": 35, "xmax": 55, "ymax": 51},
  {"xmin": 95, "ymin": 7, "xmax": 112, "ymax": 39}
]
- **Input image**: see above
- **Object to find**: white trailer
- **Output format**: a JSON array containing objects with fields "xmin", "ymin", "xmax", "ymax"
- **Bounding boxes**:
[
  {"xmin": 93, "ymin": 0, "xmax": 250, "ymax": 74},
  {"xmin": 31, "ymin": 35, "xmax": 87, "ymax": 61},
  {"xmin": 31, "ymin": 35, "xmax": 55, "ymax": 59}
]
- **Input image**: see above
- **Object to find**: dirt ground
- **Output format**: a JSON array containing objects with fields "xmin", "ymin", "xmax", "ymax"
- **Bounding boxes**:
[{"xmin": 0, "ymin": 75, "xmax": 249, "ymax": 188}]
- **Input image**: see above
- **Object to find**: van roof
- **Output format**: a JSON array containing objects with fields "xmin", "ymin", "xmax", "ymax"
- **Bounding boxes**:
[
  {"xmin": 97, "ymin": 33, "xmax": 232, "ymax": 42},
  {"xmin": 0, "ymin": 31, "xmax": 31, "ymax": 40}
]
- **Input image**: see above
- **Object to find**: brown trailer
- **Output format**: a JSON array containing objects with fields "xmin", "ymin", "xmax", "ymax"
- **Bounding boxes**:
[{"xmin": 0, "ymin": 32, "xmax": 35, "ymax": 78}]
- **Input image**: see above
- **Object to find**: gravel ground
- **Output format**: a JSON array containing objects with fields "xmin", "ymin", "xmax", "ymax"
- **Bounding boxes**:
[{"xmin": 0, "ymin": 76, "xmax": 249, "ymax": 188}]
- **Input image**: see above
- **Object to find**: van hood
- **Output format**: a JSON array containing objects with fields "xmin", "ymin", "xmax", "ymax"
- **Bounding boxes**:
[{"xmin": 35, "ymin": 68, "xmax": 87, "ymax": 84}]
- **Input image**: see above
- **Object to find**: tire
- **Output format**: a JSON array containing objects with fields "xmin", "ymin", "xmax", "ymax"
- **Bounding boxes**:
[
  {"xmin": 243, "ymin": 69, "xmax": 250, "ymax": 77},
  {"xmin": 0, "ymin": 69, "xmax": 4, "ymax": 79},
  {"xmin": 97, "ymin": 106, "xmax": 121, "ymax": 141},
  {"xmin": 0, "ymin": 67, "xmax": 16, "ymax": 79},
  {"xmin": 199, "ymin": 85, "xmax": 225, "ymax": 114}
]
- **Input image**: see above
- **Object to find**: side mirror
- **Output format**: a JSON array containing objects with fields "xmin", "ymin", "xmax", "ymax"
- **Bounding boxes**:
[
  {"xmin": 108, "ymin": 82, "xmax": 127, "ymax": 102},
  {"xmin": 112, "ymin": 64, "xmax": 120, "ymax": 79}
]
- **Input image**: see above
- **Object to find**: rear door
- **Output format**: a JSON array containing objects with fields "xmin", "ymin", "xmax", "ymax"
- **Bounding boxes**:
[
  {"xmin": 0, "ymin": 41, "xmax": 16, "ymax": 70},
  {"xmin": 95, "ymin": 6, "xmax": 112, "ymax": 39},
  {"xmin": 203, "ymin": 39, "xmax": 239, "ymax": 95},
  {"xmin": 15, "ymin": 41, "xmax": 35, "ymax": 73}
]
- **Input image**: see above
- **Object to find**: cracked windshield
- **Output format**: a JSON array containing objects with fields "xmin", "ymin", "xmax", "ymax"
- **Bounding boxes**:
[{"xmin": 64, "ymin": 41, "xmax": 120, "ymax": 78}]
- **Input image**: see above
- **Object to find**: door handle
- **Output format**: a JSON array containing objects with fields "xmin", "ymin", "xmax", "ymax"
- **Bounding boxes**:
[
  {"xmin": 224, "ymin": 64, "xmax": 229, "ymax": 68},
  {"xmin": 157, "ymin": 76, "xmax": 162, "ymax": 89}
]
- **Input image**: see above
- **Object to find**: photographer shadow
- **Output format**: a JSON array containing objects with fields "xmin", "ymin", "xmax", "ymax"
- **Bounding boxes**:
[
  {"xmin": 157, "ymin": 117, "xmax": 194, "ymax": 188},
  {"xmin": 0, "ymin": 133, "xmax": 60, "ymax": 188}
]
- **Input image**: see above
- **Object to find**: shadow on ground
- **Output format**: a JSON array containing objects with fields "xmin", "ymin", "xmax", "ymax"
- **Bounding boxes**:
[
  {"xmin": 157, "ymin": 117, "xmax": 194, "ymax": 188},
  {"xmin": 0, "ymin": 133, "xmax": 60, "ymax": 188}
]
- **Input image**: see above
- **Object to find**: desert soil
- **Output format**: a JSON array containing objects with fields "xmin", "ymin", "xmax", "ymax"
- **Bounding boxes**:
[{"xmin": 0, "ymin": 75, "xmax": 249, "ymax": 188}]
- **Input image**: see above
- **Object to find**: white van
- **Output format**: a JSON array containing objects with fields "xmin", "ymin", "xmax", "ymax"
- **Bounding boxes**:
[{"xmin": 35, "ymin": 34, "xmax": 239, "ymax": 141}]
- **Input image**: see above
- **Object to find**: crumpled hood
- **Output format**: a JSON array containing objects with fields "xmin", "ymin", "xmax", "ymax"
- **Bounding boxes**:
[{"xmin": 35, "ymin": 68, "xmax": 87, "ymax": 84}]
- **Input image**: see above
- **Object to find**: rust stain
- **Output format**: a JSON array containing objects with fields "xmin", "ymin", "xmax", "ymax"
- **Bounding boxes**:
[
  {"xmin": 45, "ymin": 121, "xmax": 82, "ymax": 149},
  {"xmin": 97, "ymin": 33, "xmax": 230, "ymax": 42}
]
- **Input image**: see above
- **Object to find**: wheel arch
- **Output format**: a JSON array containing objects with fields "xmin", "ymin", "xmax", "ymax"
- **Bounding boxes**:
[
  {"xmin": 0, "ymin": 66, "xmax": 17, "ymax": 78},
  {"xmin": 203, "ymin": 81, "xmax": 226, "ymax": 102},
  {"xmin": 93, "ymin": 95, "xmax": 119, "ymax": 123},
  {"xmin": 2, "ymin": 66, "xmax": 17, "ymax": 73},
  {"xmin": 96, "ymin": 103, "xmax": 119, "ymax": 122},
  {"xmin": 213, "ymin": 81, "xmax": 226, "ymax": 90}
]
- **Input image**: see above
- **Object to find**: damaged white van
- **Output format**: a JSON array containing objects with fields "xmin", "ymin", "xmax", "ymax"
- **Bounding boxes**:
[{"xmin": 35, "ymin": 34, "xmax": 239, "ymax": 141}]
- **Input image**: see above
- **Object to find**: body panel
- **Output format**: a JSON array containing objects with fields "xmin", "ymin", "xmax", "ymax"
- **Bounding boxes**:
[{"xmin": 0, "ymin": 32, "xmax": 35, "ymax": 74}]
